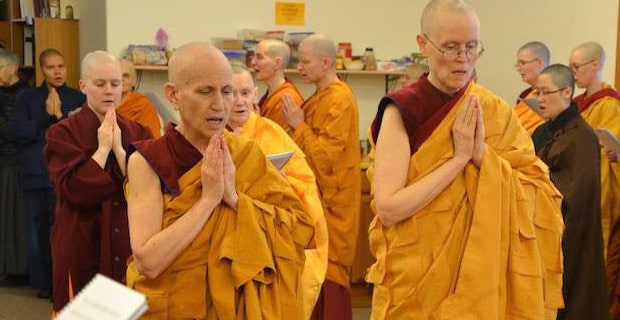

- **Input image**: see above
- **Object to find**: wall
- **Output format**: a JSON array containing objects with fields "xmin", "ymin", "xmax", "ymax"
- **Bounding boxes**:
[{"xmin": 105, "ymin": 0, "xmax": 619, "ymax": 138}]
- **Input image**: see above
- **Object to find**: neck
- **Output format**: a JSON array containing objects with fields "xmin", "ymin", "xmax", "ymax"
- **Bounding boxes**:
[
  {"xmin": 315, "ymin": 72, "xmax": 338, "ymax": 91},
  {"xmin": 265, "ymin": 73, "xmax": 286, "ymax": 95},
  {"xmin": 427, "ymin": 73, "xmax": 459, "ymax": 95},
  {"xmin": 585, "ymin": 80, "xmax": 604, "ymax": 97},
  {"xmin": 174, "ymin": 124, "xmax": 209, "ymax": 151}
]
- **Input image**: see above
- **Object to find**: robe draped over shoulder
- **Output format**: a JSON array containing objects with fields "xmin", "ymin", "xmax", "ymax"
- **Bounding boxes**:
[
  {"xmin": 258, "ymin": 80, "xmax": 304, "ymax": 133},
  {"xmin": 292, "ymin": 79, "xmax": 360, "ymax": 289},
  {"xmin": 239, "ymin": 112, "xmax": 327, "ymax": 320},
  {"xmin": 43, "ymin": 106, "xmax": 152, "ymax": 311},
  {"xmin": 575, "ymin": 85, "xmax": 620, "ymax": 259},
  {"xmin": 117, "ymin": 91, "xmax": 162, "ymax": 138},
  {"xmin": 125, "ymin": 124, "xmax": 315, "ymax": 319},
  {"xmin": 367, "ymin": 79, "xmax": 564, "ymax": 320}
]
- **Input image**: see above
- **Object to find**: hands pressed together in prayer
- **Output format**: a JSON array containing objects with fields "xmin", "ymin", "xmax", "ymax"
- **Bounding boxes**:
[
  {"xmin": 94, "ymin": 109, "xmax": 127, "ymax": 174},
  {"xmin": 452, "ymin": 94, "xmax": 485, "ymax": 168},
  {"xmin": 45, "ymin": 87, "xmax": 63, "ymax": 120},
  {"xmin": 201, "ymin": 134, "xmax": 238, "ymax": 211},
  {"xmin": 282, "ymin": 94, "xmax": 304, "ymax": 131}
]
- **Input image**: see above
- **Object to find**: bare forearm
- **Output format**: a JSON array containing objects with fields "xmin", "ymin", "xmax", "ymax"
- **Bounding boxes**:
[
  {"xmin": 376, "ymin": 156, "xmax": 468, "ymax": 226},
  {"xmin": 91, "ymin": 148, "xmax": 110, "ymax": 169},
  {"xmin": 133, "ymin": 197, "xmax": 219, "ymax": 278},
  {"xmin": 113, "ymin": 147, "xmax": 127, "ymax": 176}
]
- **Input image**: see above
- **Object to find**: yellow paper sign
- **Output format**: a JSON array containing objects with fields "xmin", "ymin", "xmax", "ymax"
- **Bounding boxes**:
[{"xmin": 275, "ymin": 2, "xmax": 305, "ymax": 26}]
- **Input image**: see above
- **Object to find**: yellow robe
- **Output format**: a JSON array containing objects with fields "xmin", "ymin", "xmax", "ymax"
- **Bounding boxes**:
[
  {"xmin": 514, "ymin": 88, "xmax": 545, "ymax": 135},
  {"xmin": 239, "ymin": 112, "xmax": 328, "ymax": 320},
  {"xmin": 259, "ymin": 81, "xmax": 304, "ymax": 133},
  {"xmin": 117, "ymin": 91, "xmax": 162, "ymax": 138},
  {"xmin": 293, "ymin": 79, "xmax": 361, "ymax": 288},
  {"xmin": 126, "ymin": 132, "xmax": 315, "ymax": 319},
  {"xmin": 366, "ymin": 82, "xmax": 564, "ymax": 319},
  {"xmin": 577, "ymin": 84, "xmax": 620, "ymax": 258}
]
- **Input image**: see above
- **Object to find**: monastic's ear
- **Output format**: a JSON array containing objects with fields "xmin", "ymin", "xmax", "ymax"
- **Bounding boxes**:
[
  {"xmin": 163, "ymin": 82, "xmax": 180, "ymax": 111},
  {"xmin": 416, "ymin": 34, "xmax": 428, "ymax": 57}
]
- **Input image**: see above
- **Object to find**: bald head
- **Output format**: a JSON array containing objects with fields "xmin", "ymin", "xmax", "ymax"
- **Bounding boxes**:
[
  {"xmin": 540, "ymin": 64, "xmax": 575, "ymax": 98},
  {"xmin": 167, "ymin": 42, "xmax": 232, "ymax": 87},
  {"xmin": 259, "ymin": 39, "xmax": 291, "ymax": 70},
  {"xmin": 81, "ymin": 50, "xmax": 120, "ymax": 80},
  {"xmin": 421, "ymin": 0, "xmax": 479, "ymax": 36},
  {"xmin": 298, "ymin": 34, "xmax": 337, "ymax": 65},
  {"xmin": 120, "ymin": 59, "xmax": 137, "ymax": 78},
  {"xmin": 518, "ymin": 41, "xmax": 550, "ymax": 66},
  {"xmin": 571, "ymin": 42, "xmax": 605, "ymax": 67}
]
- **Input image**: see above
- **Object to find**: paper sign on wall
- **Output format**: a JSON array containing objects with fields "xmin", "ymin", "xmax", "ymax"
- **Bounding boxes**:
[{"xmin": 275, "ymin": 2, "xmax": 305, "ymax": 26}]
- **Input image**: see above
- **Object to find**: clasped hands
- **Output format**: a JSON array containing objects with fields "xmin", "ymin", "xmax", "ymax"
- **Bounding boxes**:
[
  {"xmin": 282, "ymin": 94, "xmax": 304, "ymax": 130},
  {"xmin": 200, "ymin": 134, "xmax": 238, "ymax": 210},
  {"xmin": 452, "ymin": 94, "xmax": 485, "ymax": 168},
  {"xmin": 45, "ymin": 87, "xmax": 63, "ymax": 119}
]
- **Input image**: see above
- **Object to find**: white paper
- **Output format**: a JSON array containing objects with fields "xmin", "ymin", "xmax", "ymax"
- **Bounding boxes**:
[
  {"xmin": 267, "ymin": 151, "xmax": 294, "ymax": 170},
  {"xmin": 56, "ymin": 274, "xmax": 148, "ymax": 320}
]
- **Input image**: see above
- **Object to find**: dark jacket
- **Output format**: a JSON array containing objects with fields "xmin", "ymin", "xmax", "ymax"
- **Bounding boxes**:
[{"xmin": 14, "ymin": 82, "xmax": 85, "ymax": 190}]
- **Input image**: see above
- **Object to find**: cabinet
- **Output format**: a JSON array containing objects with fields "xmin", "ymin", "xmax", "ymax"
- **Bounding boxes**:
[{"xmin": 0, "ymin": 0, "xmax": 79, "ymax": 87}]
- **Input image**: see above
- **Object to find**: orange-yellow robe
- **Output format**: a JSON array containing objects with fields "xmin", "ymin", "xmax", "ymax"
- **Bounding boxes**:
[
  {"xmin": 238, "ymin": 112, "xmax": 328, "ymax": 320},
  {"xmin": 125, "ymin": 126, "xmax": 315, "ymax": 319},
  {"xmin": 367, "ymin": 80, "xmax": 564, "ymax": 319},
  {"xmin": 514, "ymin": 87, "xmax": 545, "ymax": 135},
  {"xmin": 293, "ymin": 79, "xmax": 360, "ymax": 290},
  {"xmin": 258, "ymin": 80, "xmax": 304, "ymax": 133},
  {"xmin": 117, "ymin": 91, "xmax": 162, "ymax": 138},
  {"xmin": 575, "ymin": 84, "xmax": 620, "ymax": 258}
]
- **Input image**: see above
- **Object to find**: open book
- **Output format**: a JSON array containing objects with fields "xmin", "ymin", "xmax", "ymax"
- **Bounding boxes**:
[
  {"xmin": 518, "ymin": 97, "xmax": 543, "ymax": 117},
  {"xmin": 594, "ymin": 128, "xmax": 620, "ymax": 155},
  {"xmin": 56, "ymin": 274, "xmax": 148, "ymax": 320},
  {"xmin": 267, "ymin": 151, "xmax": 294, "ymax": 170}
]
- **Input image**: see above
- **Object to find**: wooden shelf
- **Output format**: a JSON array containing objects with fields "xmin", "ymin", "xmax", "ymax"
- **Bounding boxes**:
[{"xmin": 135, "ymin": 65, "xmax": 404, "ymax": 76}]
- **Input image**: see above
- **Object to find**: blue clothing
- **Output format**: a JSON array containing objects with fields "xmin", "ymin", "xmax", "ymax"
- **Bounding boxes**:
[{"xmin": 14, "ymin": 83, "xmax": 85, "ymax": 190}]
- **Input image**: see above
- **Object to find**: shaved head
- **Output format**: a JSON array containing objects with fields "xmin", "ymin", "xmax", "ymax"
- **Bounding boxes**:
[
  {"xmin": 541, "ymin": 64, "xmax": 575, "ymax": 98},
  {"xmin": 571, "ymin": 41, "xmax": 605, "ymax": 66},
  {"xmin": 421, "ymin": 0, "xmax": 479, "ymax": 36},
  {"xmin": 518, "ymin": 41, "xmax": 550, "ymax": 66},
  {"xmin": 167, "ymin": 42, "xmax": 232, "ymax": 87},
  {"xmin": 298, "ymin": 33, "xmax": 337, "ymax": 65},
  {"xmin": 260, "ymin": 39, "xmax": 291, "ymax": 70},
  {"xmin": 81, "ymin": 50, "xmax": 120, "ymax": 80}
]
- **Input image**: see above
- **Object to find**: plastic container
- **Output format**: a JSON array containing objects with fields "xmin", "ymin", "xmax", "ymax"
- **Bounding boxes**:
[
  {"xmin": 363, "ymin": 47, "xmax": 377, "ymax": 71},
  {"xmin": 222, "ymin": 50, "xmax": 246, "ymax": 65},
  {"xmin": 266, "ymin": 30, "xmax": 285, "ymax": 40}
]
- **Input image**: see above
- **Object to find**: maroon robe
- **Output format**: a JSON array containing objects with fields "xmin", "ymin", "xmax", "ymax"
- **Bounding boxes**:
[
  {"xmin": 574, "ymin": 88, "xmax": 620, "ymax": 113},
  {"xmin": 43, "ymin": 106, "xmax": 152, "ymax": 311},
  {"xmin": 370, "ymin": 74, "xmax": 468, "ymax": 153}
]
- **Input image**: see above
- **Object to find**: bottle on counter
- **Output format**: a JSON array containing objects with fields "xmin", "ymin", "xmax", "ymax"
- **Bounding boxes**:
[
  {"xmin": 336, "ymin": 53, "xmax": 344, "ymax": 70},
  {"xmin": 363, "ymin": 47, "xmax": 377, "ymax": 71}
]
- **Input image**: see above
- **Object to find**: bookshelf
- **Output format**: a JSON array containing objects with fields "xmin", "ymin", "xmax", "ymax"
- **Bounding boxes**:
[{"xmin": 0, "ymin": 0, "xmax": 79, "ymax": 87}]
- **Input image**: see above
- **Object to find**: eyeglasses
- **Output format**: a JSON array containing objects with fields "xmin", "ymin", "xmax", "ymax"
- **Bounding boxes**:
[
  {"xmin": 533, "ymin": 87, "xmax": 567, "ymax": 97},
  {"xmin": 423, "ymin": 34, "xmax": 485, "ymax": 60},
  {"xmin": 570, "ymin": 60, "xmax": 595, "ymax": 72},
  {"xmin": 514, "ymin": 59, "xmax": 539, "ymax": 68}
]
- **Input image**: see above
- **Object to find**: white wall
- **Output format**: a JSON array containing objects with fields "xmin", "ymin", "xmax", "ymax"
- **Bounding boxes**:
[{"xmin": 105, "ymin": 0, "xmax": 619, "ymax": 138}]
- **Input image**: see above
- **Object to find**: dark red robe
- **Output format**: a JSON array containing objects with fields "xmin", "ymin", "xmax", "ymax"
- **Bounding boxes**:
[{"xmin": 43, "ymin": 106, "xmax": 152, "ymax": 311}]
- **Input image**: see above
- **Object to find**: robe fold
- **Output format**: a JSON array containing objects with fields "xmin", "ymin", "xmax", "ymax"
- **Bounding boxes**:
[
  {"xmin": 532, "ymin": 103, "xmax": 608, "ymax": 320},
  {"xmin": 514, "ymin": 88, "xmax": 545, "ymax": 135},
  {"xmin": 574, "ymin": 84, "xmax": 620, "ymax": 259},
  {"xmin": 43, "ymin": 106, "xmax": 152, "ymax": 311},
  {"xmin": 238, "ymin": 112, "xmax": 328, "ymax": 320},
  {"xmin": 117, "ymin": 91, "xmax": 162, "ymax": 138},
  {"xmin": 367, "ymin": 78, "xmax": 564, "ymax": 320},
  {"xmin": 125, "ymin": 124, "xmax": 315, "ymax": 319},
  {"xmin": 292, "ymin": 79, "xmax": 361, "ymax": 289},
  {"xmin": 258, "ymin": 80, "xmax": 304, "ymax": 133}
]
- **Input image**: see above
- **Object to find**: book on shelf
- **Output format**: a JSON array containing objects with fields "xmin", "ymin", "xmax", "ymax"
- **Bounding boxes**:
[{"xmin": 56, "ymin": 273, "xmax": 148, "ymax": 320}]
